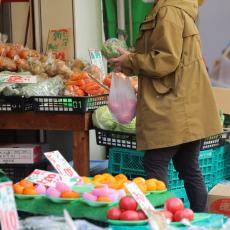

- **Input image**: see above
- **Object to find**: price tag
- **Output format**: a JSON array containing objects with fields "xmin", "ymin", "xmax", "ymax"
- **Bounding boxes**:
[
  {"xmin": 44, "ymin": 151, "xmax": 79, "ymax": 178},
  {"xmin": 0, "ymin": 74, "xmax": 37, "ymax": 84},
  {"xmin": 125, "ymin": 182, "xmax": 168, "ymax": 230},
  {"xmin": 25, "ymin": 169, "xmax": 62, "ymax": 187},
  {"xmin": 0, "ymin": 181, "xmax": 19, "ymax": 230},
  {"xmin": 125, "ymin": 182, "xmax": 155, "ymax": 216},
  {"xmin": 25, "ymin": 169, "xmax": 79, "ymax": 187},
  {"xmin": 89, "ymin": 49, "xmax": 106, "ymax": 75},
  {"xmin": 46, "ymin": 28, "xmax": 73, "ymax": 60}
]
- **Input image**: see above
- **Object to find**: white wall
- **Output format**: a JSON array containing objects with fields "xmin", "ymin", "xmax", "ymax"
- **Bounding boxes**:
[
  {"xmin": 199, "ymin": 0, "xmax": 230, "ymax": 70},
  {"xmin": 73, "ymin": 0, "xmax": 106, "ymax": 160},
  {"xmin": 73, "ymin": 0, "xmax": 104, "ymax": 61}
]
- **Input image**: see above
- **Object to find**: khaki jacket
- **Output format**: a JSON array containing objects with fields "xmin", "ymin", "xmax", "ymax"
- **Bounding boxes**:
[{"xmin": 121, "ymin": 0, "xmax": 222, "ymax": 150}]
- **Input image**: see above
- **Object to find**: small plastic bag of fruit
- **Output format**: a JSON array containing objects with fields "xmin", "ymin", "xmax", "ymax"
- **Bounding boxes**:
[{"xmin": 108, "ymin": 72, "xmax": 137, "ymax": 124}]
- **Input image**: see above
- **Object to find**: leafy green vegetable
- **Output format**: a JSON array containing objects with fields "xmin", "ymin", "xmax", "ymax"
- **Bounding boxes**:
[
  {"xmin": 92, "ymin": 106, "xmax": 117, "ymax": 130},
  {"xmin": 114, "ymin": 117, "xmax": 136, "ymax": 133},
  {"xmin": 101, "ymin": 38, "xmax": 128, "ymax": 59}
]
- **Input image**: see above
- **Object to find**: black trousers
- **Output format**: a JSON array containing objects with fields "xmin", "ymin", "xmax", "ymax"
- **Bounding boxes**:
[{"xmin": 144, "ymin": 140, "xmax": 207, "ymax": 212}]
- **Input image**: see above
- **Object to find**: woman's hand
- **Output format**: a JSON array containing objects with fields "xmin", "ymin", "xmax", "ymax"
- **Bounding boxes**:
[{"xmin": 108, "ymin": 48, "xmax": 131, "ymax": 72}]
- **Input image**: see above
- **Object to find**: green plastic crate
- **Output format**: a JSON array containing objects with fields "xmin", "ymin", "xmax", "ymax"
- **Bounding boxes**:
[
  {"xmin": 199, "ymin": 149, "xmax": 215, "ymax": 186},
  {"xmin": 108, "ymin": 147, "xmax": 215, "ymax": 187},
  {"xmin": 224, "ymin": 142, "xmax": 230, "ymax": 178},
  {"xmin": 212, "ymin": 147, "xmax": 225, "ymax": 186}
]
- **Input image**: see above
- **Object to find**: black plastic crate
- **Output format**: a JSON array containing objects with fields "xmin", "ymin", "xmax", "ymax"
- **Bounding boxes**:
[
  {"xmin": 95, "ymin": 128, "xmax": 230, "ymax": 151},
  {"xmin": 0, "ymin": 96, "xmax": 33, "ymax": 112},
  {"xmin": 32, "ymin": 95, "xmax": 108, "ymax": 113},
  {"xmin": 0, "ymin": 160, "xmax": 48, "ymax": 183},
  {"xmin": 95, "ymin": 128, "xmax": 136, "ymax": 149}
]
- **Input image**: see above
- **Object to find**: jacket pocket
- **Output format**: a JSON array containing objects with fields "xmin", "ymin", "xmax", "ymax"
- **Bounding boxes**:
[{"xmin": 152, "ymin": 73, "xmax": 176, "ymax": 95}]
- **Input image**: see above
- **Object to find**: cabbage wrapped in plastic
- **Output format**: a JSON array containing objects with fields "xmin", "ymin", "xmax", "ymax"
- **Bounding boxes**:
[
  {"xmin": 92, "ymin": 105, "xmax": 116, "ymax": 130},
  {"xmin": 101, "ymin": 38, "xmax": 128, "ymax": 59},
  {"xmin": 21, "ymin": 75, "xmax": 64, "ymax": 97},
  {"xmin": 114, "ymin": 117, "xmax": 136, "ymax": 134}
]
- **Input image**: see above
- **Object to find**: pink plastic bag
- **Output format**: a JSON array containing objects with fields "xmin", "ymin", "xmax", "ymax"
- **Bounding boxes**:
[{"xmin": 108, "ymin": 72, "xmax": 137, "ymax": 124}]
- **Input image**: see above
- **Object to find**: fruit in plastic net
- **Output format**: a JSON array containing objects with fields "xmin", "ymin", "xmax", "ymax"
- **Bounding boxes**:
[{"xmin": 101, "ymin": 38, "xmax": 128, "ymax": 59}]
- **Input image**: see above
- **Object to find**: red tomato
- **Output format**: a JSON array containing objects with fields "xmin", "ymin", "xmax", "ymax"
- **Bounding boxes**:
[
  {"xmin": 119, "ymin": 196, "xmax": 137, "ymax": 211},
  {"xmin": 136, "ymin": 210, "xmax": 148, "ymax": 220},
  {"xmin": 120, "ymin": 210, "xmax": 139, "ymax": 221},
  {"xmin": 158, "ymin": 210, "xmax": 173, "ymax": 221},
  {"xmin": 164, "ymin": 197, "xmax": 184, "ymax": 214},
  {"xmin": 173, "ymin": 208, "xmax": 194, "ymax": 222},
  {"xmin": 107, "ymin": 207, "xmax": 122, "ymax": 220}
]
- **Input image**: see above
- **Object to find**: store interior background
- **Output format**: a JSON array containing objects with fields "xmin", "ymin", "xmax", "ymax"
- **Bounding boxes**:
[{"xmin": 0, "ymin": 0, "xmax": 230, "ymax": 163}]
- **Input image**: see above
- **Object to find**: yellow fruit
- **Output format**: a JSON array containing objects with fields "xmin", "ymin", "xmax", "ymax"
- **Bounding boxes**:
[
  {"xmin": 145, "ymin": 179, "xmax": 157, "ymax": 191},
  {"xmin": 94, "ymin": 174, "xmax": 103, "ymax": 180},
  {"xmin": 81, "ymin": 176, "xmax": 91, "ymax": 184},
  {"xmin": 92, "ymin": 179, "xmax": 101, "ymax": 185},
  {"xmin": 156, "ymin": 180, "xmax": 166, "ymax": 191},
  {"xmin": 133, "ymin": 177, "xmax": 145, "ymax": 184},
  {"xmin": 114, "ymin": 174, "xmax": 128, "ymax": 183},
  {"xmin": 137, "ymin": 182, "xmax": 147, "ymax": 193}
]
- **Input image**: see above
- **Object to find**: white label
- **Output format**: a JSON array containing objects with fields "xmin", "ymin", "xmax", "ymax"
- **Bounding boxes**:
[
  {"xmin": 125, "ymin": 182, "xmax": 155, "ymax": 216},
  {"xmin": 25, "ymin": 169, "xmax": 62, "ymax": 187},
  {"xmin": 25, "ymin": 169, "xmax": 79, "ymax": 187},
  {"xmin": 0, "ymin": 182, "xmax": 19, "ymax": 230},
  {"xmin": 0, "ymin": 74, "xmax": 37, "ymax": 84},
  {"xmin": 125, "ymin": 182, "xmax": 168, "ymax": 230},
  {"xmin": 89, "ymin": 49, "xmax": 106, "ymax": 75},
  {"xmin": 44, "ymin": 151, "xmax": 79, "ymax": 178}
]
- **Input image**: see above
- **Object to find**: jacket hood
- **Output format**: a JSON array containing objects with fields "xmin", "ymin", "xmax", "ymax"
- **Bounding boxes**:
[{"xmin": 158, "ymin": 0, "xmax": 198, "ymax": 21}]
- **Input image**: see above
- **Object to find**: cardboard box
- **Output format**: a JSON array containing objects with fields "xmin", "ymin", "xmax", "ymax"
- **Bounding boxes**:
[
  {"xmin": 0, "ymin": 144, "xmax": 42, "ymax": 164},
  {"xmin": 208, "ymin": 183, "xmax": 230, "ymax": 217},
  {"xmin": 212, "ymin": 87, "xmax": 230, "ymax": 115}
]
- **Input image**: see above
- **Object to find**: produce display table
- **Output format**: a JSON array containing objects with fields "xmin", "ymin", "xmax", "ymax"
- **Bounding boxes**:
[
  {"xmin": 0, "ymin": 112, "xmax": 92, "ymax": 176},
  {"xmin": 16, "ymin": 191, "xmax": 173, "ymax": 222}
]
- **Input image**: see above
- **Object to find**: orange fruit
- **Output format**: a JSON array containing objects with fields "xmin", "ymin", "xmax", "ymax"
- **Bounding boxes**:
[
  {"xmin": 23, "ymin": 187, "xmax": 37, "ymax": 195},
  {"xmin": 94, "ymin": 174, "xmax": 103, "ymax": 180},
  {"xmin": 60, "ymin": 191, "xmax": 80, "ymax": 198},
  {"xmin": 121, "ymin": 180, "xmax": 131, "ymax": 193},
  {"xmin": 156, "ymin": 180, "xmax": 166, "ymax": 191},
  {"xmin": 114, "ymin": 174, "xmax": 128, "ymax": 182},
  {"xmin": 137, "ymin": 182, "xmax": 147, "ymax": 193},
  {"xmin": 97, "ymin": 196, "xmax": 110, "ymax": 202},
  {"xmin": 145, "ymin": 179, "xmax": 157, "ymax": 191},
  {"xmin": 102, "ymin": 173, "xmax": 112, "ymax": 177},
  {"xmin": 110, "ymin": 181, "xmax": 123, "ymax": 190},
  {"xmin": 95, "ymin": 185, "xmax": 106, "ymax": 189},
  {"xmin": 81, "ymin": 176, "xmax": 91, "ymax": 184},
  {"xmin": 19, "ymin": 180, "xmax": 34, "ymax": 189},
  {"xmin": 92, "ymin": 179, "xmax": 101, "ymax": 185},
  {"xmin": 133, "ymin": 177, "xmax": 145, "ymax": 184},
  {"xmin": 13, "ymin": 183, "xmax": 24, "ymax": 194}
]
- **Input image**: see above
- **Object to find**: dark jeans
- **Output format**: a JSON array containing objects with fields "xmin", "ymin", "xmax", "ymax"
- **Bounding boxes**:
[{"xmin": 144, "ymin": 140, "xmax": 208, "ymax": 212}]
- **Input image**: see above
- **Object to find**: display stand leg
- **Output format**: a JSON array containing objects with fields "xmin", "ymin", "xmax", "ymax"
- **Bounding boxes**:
[{"xmin": 72, "ymin": 130, "xmax": 90, "ymax": 176}]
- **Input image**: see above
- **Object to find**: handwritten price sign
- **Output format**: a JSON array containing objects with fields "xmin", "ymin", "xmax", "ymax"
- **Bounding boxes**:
[
  {"xmin": 125, "ymin": 182, "xmax": 168, "ymax": 230},
  {"xmin": 0, "ymin": 182, "xmax": 19, "ymax": 230},
  {"xmin": 0, "ymin": 74, "xmax": 37, "ymax": 84},
  {"xmin": 44, "ymin": 151, "xmax": 79, "ymax": 178},
  {"xmin": 25, "ymin": 169, "xmax": 62, "ymax": 187},
  {"xmin": 46, "ymin": 28, "xmax": 72, "ymax": 60},
  {"xmin": 125, "ymin": 182, "xmax": 155, "ymax": 216},
  {"xmin": 25, "ymin": 169, "xmax": 79, "ymax": 187}
]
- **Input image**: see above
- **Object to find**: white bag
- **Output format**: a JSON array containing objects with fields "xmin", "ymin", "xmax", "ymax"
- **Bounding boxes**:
[{"xmin": 108, "ymin": 72, "xmax": 137, "ymax": 124}]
